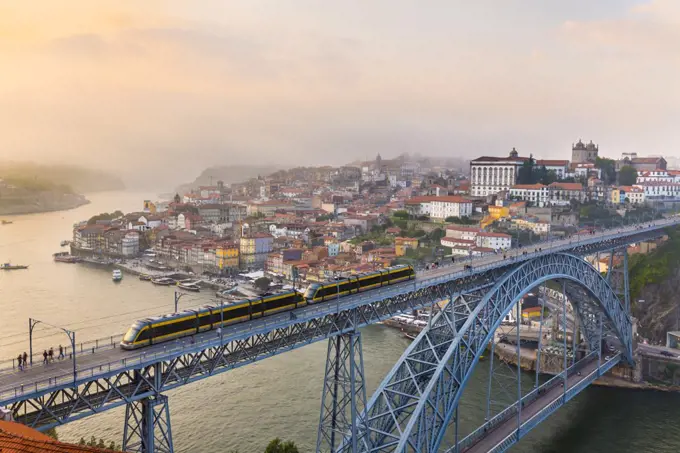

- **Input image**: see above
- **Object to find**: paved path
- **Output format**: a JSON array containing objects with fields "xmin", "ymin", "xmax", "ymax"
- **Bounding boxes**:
[{"xmin": 464, "ymin": 357, "xmax": 601, "ymax": 453}]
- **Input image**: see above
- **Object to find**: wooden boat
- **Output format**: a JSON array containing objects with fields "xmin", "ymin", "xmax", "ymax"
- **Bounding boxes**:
[
  {"xmin": 53, "ymin": 252, "xmax": 81, "ymax": 263},
  {"xmin": 151, "ymin": 277, "xmax": 175, "ymax": 286},
  {"xmin": 178, "ymin": 282, "xmax": 200, "ymax": 292},
  {"xmin": 139, "ymin": 274, "xmax": 152, "ymax": 281},
  {"xmin": 0, "ymin": 262, "xmax": 28, "ymax": 270}
]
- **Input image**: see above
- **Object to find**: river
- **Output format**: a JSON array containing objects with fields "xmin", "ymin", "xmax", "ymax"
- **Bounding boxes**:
[{"xmin": 0, "ymin": 191, "xmax": 679, "ymax": 452}]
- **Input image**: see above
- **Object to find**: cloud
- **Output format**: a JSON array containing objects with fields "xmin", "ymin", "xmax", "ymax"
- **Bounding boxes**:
[{"xmin": 0, "ymin": 1, "xmax": 679, "ymax": 189}]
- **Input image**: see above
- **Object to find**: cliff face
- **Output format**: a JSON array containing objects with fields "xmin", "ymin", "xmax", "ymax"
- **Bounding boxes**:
[
  {"xmin": 632, "ymin": 269, "xmax": 680, "ymax": 343},
  {"xmin": 628, "ymin": 228, "xmax": 680, "ymax": 343}
]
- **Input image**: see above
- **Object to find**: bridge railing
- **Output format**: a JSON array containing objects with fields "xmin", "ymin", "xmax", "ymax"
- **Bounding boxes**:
[{"xmin": 0, "ymin": 220, "xmax": 672, "ymax": 402}]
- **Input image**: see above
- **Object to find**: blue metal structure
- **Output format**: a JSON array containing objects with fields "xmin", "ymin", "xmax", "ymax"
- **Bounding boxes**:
[
  {"xmin": 0, "ymin": 219, "xmax": 676, "ymax": 453},
  {"xmin": 350, "ymin": 253, "xmax": 630, "ymax": 452}
]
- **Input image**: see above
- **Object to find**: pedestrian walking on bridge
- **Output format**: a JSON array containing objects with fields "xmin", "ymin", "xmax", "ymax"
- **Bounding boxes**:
[
  {"xmin": 58, "ymin": 345, "xmax": 64, "ymax": 360},
  {"xmin": 17, "ymin": 354, "xmax": 22, "ymax": 371},
  {"xmin": 22, "ymin": 352, "xmax": 27, "ymax": 367},
  {"xmin": 48, "ymin": 347, "xmax": 54, "ymax": 362},
  {"xmin": 42, "ymin": 350, "xmax": 48, "ymax": 365}
]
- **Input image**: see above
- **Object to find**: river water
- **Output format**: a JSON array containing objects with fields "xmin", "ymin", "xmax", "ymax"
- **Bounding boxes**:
[{"xmin": 0, "ymin": 191, "xmax": 679, "ymax": 452}]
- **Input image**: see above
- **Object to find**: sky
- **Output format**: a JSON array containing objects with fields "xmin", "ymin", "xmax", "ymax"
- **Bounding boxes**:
[{"xmin": 0, "ymin": 0, "xmax": 679, "ymax": 188}]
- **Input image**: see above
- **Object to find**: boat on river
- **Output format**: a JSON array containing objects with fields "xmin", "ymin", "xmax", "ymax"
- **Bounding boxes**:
[
  {"xmin": 151, "ymin": 277, "xmax": 175, "ymax": 286},
  {"xmin": 0, "ymin": 262, "xmax": 28, "ymax": 270},
  {"xmin": 60, "ymin": 240, "xmax": 70, "ymax": 247},
  {"xmin": 53, "ymin": 252, "xmax": 81, "ymax": 263},
  {"xmin": 139, "ymin": 274, "xmax": 152, "ymax": 281},
  {"xmin": 112, "ymin": 269, "xmax": 123, "ymax": 282},
  {"xmin": 178, "ymin": 282, "xmax": 201, "ymax": 292},
  {"xmin": 1, "ymin": 220, "xmax": 13, "ymax": 225}
]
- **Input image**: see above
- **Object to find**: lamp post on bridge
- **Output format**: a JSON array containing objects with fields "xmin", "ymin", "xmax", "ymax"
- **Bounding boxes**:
[
  {"xmin": 28, "ymin": 318, "xmax": 77, "ymax": 382},
  {"xmin": 174, "ymin": 291, "xmax": 187, "ymax": 313}
]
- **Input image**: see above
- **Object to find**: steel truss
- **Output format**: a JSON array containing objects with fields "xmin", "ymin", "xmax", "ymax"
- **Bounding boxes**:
[
  {"xmin": 2, "ymin": 221, "xmax": 671, "ymax": 453},
  {"xmin": 317, "ymin": 331, "xmax": 367, "ymax": 453},
  {"xmin": 352, "ymin": 253, "xmax": 632, "ymax": 453},
  {"xmin": 123, "ymin": 394, "xmax": 173, "ymax": 453},
  {"xmin": 7, "ymin": 269, "xmax": 506, "ymax": 432}
]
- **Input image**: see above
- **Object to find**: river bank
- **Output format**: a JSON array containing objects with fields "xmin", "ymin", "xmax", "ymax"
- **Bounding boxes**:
[{"xmin": 0, "ymin": 192, "xmax": 90, "ymax": 216}]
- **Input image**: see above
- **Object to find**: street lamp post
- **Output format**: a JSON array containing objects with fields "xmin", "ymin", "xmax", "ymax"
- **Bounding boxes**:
[
  {"xmin": 28, "ymin": 318, "xmax": 77, "ymax": 382},
  {"xmin": 174, "ymin": 291, "xmax": 187, "ymax": 313}
]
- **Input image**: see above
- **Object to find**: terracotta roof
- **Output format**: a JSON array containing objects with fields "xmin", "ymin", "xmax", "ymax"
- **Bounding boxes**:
[
  {"xmin": 0, "ymin": 422, "xmax": 112, "ymax": 452},
  {"xmin": 535, "ymin": 159, "xmax": 569, "ymax": 166},
  {"xmin": 471, "ymin": 156, "xmax": 528, "ymax": 163},
  {"xmin": 631, "ymin": 157, "xmax": 664, "ymax": 164},
  {"xmin": 406, "ymin": 196, "xmax": 471, "ymax": 204},
  {"xmin": 549, "ymin": 182, "xmax": 583, "ymax": 191}
]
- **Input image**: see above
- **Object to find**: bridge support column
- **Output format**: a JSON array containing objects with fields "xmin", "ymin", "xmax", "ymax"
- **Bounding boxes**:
[
  {"xmin": 123, "ymin": 394, "xmax": 173, "ymax": 453},
  {"xmin": 316, "ymin": 331, "xmax": 366, "ymax": 453}
]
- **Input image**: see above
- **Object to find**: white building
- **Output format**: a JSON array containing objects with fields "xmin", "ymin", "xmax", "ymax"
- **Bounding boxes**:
[
  {"xmin": 536, "ymin": 160, "xmax": 569, "ymax": 180},
  {"xmin": 405, "ymin": 196, "xmax": 473, "ymax": 219},
  {"xmin": 635, "ymin": 181, "xmax": 680, "ymax": 199},
  {"xmin": 441, "ymin": 226, "xmax": 511, "ymax": 251},
  {"xmin": 429, "ymin": 196, "xmax": 473, "ymax": 220},
  {"xmin": 509, "ymin": 184, "xmax": 549, "ymax": 207},
  {"xmin": 636, "ymin": 170, "xmax": 676, "ymax": 184},
  {"xmin": 470, "ymin": 148, "xmax": 526, "ymax": 197},
  {"xmin": 121, "ymin": 232, "xmax": 140, "ymax": 256},
  {"xmin": 476, "ymin": 232, "xmax": 512, "ymax": 250}
]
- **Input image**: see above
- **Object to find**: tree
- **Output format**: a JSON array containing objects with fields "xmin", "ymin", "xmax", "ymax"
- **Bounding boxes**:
[
  {"xmin": 595, "ymin": 157, "xmax": 617, "ymax": 184},
  {"xmin": 253, "ymin": 277, "xmax": 271, "ymax": 292},
  {"xmin": 174, "ymin": 193, "xmax": 181, "ymax": 203},
  {"xmin": 265, "ymin": 438, "xmax": 300, "ymax": 453},
  {"xmin": 392, "ymin": 210, "xmax": 409, "ymax": 219},
  {"xmin": 517, "ymin": 155, "xmax": 536, "ymax": 184},
  {"xmin": 619, "ymin": 165, "xmax": 638, "ymax": 186}
]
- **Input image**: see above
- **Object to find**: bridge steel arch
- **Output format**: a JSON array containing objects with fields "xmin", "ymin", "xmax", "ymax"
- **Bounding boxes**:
[{"xmin": 356, "ymin": 253, "xmax": 632, "ymax": 453}]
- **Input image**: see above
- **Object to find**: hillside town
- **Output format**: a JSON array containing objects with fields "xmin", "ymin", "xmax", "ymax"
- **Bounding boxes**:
[{"xmin": 67, "ymin": 141, "xmax": 677, "ymax": 286}]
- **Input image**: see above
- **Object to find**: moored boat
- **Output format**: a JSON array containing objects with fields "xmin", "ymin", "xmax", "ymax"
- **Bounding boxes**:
[
  {"xmin": 53, "ymin": 252, "xmax": 81, "ymax": 263},
  {"xmin": 178, "ymin": 282, "xmax": 200, "ymax": 292},
  {"xmin": 0, "ymin": 262, "xmax": 28, "ymax": 270},
  {"xmin": 1, "ymin": 220, "xmax": 13, "ymax": 225},
  {"xmin": 151, "ymin": 277, "xmax": 175, "ymax": 286},
  {"xmin": 112, "ymin": 269, "xmax": 123, "ymax": 282},
  {"xmin": 139, "ymin": 274, "xmax": 152, "ymax": 281},
  {"xmin": 60, "ymin": 240, "xmax": 70, "ymax": 247}
]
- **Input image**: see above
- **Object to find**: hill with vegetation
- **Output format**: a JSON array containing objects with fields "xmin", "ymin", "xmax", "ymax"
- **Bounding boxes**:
[
  {"xmin": 176, "ymin": 164, "xmax": 284, "ymax": 194},
  {"xmin": 0, "ymin": 162, "xmax": 125, "ymax": 193},
  {"xmin": 628, "ymin": 227, "xmax": 680, "ymax": 342}
]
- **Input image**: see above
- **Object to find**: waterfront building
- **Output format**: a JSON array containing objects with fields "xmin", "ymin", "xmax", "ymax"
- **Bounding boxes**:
[
  {"xmin": 611, "ymin": 186, "xmax": 645, "ymax": 205},
  {"xmin": 216, "ymin": 241, "xmax": 239, "ymax": 272},
  {"xmin": 239, "ymin": 233, "xmax": 274, "ymax": 269}
]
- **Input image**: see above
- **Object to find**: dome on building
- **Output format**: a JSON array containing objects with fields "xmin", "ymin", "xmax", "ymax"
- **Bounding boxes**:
[
  {"xmin": 586, "ymin": 140, "xmax": 597, "ymax": 150},
  {"xmin": 573, "ymin": 139, "xmax": 585, "ymax": 150},
  {"xmin": 509, "ymin": 147, "xmax": 519, "ymax": 158}
]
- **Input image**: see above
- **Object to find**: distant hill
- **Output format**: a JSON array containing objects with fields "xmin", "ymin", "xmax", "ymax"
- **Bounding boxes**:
[
  {"xmin": 0, "ymin": 162, "xmax": 125, "ymax": 193},
  {"xmin": 175, "ymin": 165, "xmax": 284, "ymax": 194}
]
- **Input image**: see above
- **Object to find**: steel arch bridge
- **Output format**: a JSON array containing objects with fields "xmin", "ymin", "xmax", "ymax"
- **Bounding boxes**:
[{"xmin": 337, "ymin": 253, "xmax": 632, "ymax": 453}]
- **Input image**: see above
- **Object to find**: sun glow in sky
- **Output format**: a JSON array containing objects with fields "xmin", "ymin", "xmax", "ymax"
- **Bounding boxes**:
[{"xmin": 0, "ymin": 1, "xmax": 679, "ymax": 186}]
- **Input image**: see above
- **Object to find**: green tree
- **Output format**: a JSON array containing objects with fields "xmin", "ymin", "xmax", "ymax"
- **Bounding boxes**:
[
  {"xmin": 45, "ymin": 427, "xmax": 58, "ymax": 440},
  {"xmin": 392, "ymin": 210, "xmax": 409, "ymax": 219},
  {"xmin": 174, "ymin": 193, "xmax": 181, "ymax": 203},
  {"xmin": 517, "ymin": 155, "xmax": 536, "ymax": 184},
  {"xmin": 595, "ymin": 157, "xmax": 617, "ymax": 184},
  {"xmin": 264, "ymin": 438, "xmax": 300, "ymax": 453},
  {"xmin": 87, "ymin": 210, "xmax": 124, "ymax": 225},
  {"xmin": 253, "ymin": 277, "xmax": 272, "ymax": 292},
  {"xmin": 619, "ymin": 165, "xmax": 638, "ymax": 186}
]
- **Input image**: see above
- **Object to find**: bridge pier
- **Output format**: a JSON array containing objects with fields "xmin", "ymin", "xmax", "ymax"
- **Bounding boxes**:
[
  {"xmin": 123, "ymin": 394, "xmax": 173, "ymax": 453},
  {"xmin": 316, "ymin": 330, "xmax": 367, "ymax": 453}
]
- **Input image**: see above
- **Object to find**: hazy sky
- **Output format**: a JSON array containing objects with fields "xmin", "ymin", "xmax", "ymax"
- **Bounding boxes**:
[{"xmin": 1, "ymin": 1, "xmax": 678, "ymax": 187}]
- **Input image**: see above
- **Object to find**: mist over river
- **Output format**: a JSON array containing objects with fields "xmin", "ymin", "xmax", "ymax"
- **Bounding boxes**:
[{"xmin": 0, "ymin": 191, "xmax": 678, "ymax": 452}]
